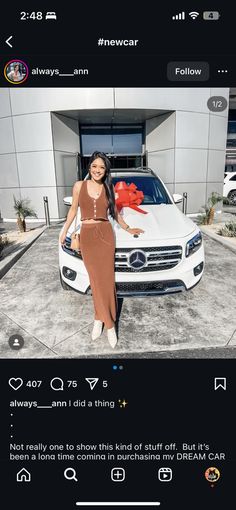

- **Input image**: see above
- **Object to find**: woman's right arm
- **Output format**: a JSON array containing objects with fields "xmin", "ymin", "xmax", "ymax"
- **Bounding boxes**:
[{"xmin": 60, "ymin": 181, "xmax": 82, "ymax": 245}]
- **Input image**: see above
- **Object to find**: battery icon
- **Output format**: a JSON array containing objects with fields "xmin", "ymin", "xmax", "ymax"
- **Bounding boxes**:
[{"xmin": 203, "ymin": 11, "xmax": 220, "ymax": 20}]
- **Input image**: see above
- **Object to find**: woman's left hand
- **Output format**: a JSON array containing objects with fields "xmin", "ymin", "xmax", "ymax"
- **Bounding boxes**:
[{"xmin": 127, "ymin": 227, "xmax": 145, "ymax": 235}]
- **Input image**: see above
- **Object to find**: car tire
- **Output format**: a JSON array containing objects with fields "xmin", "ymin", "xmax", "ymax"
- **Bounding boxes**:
[
  {"xmin": 228, "ymin": 190, "xmax": 236, "ymax": 205},
  {"xmin": 59, "ymin": 271, "xmax": 72, "ymax": 291}
]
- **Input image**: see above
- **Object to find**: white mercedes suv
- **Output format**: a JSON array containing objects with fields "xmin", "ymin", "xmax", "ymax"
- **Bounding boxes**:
[
  {"xmin": 223, "ymin": 171, "xmax": 236, "ymax": 204},
  {"xmin": 59, "ymin": 168, "xmax": 204, "ymax": 296}
]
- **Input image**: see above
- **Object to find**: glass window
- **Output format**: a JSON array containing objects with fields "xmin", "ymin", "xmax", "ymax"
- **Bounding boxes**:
[
  {"xmin": 80, "ymin": 125, "xmax": 143, "ymax": 156},
  {"xmin": 81, "ymin": 129, "xmax": 112, "ymax": 155},
  {"xmin": 113, "ymin": 133, "xmax": 143, "ymax": 154},
  {"xmin": 228, "ymin": 121, "xmax": 236, "ymax": 133}
]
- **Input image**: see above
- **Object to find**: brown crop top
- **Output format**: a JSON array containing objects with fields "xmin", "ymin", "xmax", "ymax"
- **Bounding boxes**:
[{"xmin": 79, "ymin": 180, "xmax": 109, "ymax": 221}]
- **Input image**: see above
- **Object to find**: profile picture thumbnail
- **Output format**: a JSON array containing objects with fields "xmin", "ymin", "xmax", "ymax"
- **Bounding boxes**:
[
  {"xmin": 205, "ymin": 467, "xmax": 221, "ymax": 483},
  {"xmin": 4, "ymin": 59, "xmax": 29, "ymax": 84}
]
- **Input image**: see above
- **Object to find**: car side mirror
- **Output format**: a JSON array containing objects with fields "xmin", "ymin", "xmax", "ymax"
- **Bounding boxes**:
[
  {"xmin": 63, "ymin": 197, "xmax": 72, "ymax": 206},
  {"xmin": 173, "ymin": 193, "xmax": 183, "ymax": 204}
]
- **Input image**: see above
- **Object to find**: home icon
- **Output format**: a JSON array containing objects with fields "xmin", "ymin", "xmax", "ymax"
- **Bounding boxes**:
[{"xmin": 16, "ymin": 468, "xmax": 31, "ymax": 482}]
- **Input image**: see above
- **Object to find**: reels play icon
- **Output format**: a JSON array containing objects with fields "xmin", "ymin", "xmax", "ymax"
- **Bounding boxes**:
[{"xmin": 158, "ymin": 467, "xmax": 172, "ymax": 482}]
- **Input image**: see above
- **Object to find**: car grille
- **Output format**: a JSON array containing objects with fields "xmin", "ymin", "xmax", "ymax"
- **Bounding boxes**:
[
  {"xmin": 63, "ymin": 238, "xmax": 183, "ymax": 272},
  {"xmin": 86, "ymin": 280, "xmax": 185, "ymax": 296},
  {"xmin": 115, "ymin": 245, "xmax": 182, "ymax": 272},
  {"xmin": 116, "ymin": 280, "xmax": 185, "ymax": 296}
]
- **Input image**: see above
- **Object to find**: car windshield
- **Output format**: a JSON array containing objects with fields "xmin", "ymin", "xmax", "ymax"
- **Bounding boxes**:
[{"xmin": 111, "ymin": 175, "xmax": 172, "ymax": 205}]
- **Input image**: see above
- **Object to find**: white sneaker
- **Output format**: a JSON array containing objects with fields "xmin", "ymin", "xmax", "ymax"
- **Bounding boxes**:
[
  {"xmin": 107, "ymin": 327, "xmax": 118, "ymax": 348},
  {"xmin": 91, "ymin": 320, "xmax": 103, "ymax": 340}
]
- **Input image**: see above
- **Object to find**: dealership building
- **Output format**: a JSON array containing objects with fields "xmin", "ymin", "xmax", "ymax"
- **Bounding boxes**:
[{"xmin": 0, "ymin": 87, "xmax": 230, "ymax": 220}]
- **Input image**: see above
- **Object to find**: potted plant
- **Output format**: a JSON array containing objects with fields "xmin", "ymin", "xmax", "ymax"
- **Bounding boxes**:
[
  {"xmin": 13, "ymin": 197, "xmax": 37, "ymax": 232},
  {"xmin": 207, "ymin": 192, "xmax": 223, "ymax": 224},
  {"xmin": 198, "ymin": 192, "xmax": 223, "ymax": 225}
]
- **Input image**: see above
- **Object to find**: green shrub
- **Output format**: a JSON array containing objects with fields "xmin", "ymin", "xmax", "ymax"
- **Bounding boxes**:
[
  {"xmin": 197, "ymin": 213, "xmax": 208, "ymax": 225},
  {"xmin": 0, "ymin": 234, "xmax": 9, "ymax": 256},
  {"xmin": 218, "ymin": 221, "xmax": 236, "ymax": 237}
]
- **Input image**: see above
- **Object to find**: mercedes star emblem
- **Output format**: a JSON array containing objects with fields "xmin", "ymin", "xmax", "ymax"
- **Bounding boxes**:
[{"xmin": 128, "ymin": 250, "xmax": 147, "ymax": 270}]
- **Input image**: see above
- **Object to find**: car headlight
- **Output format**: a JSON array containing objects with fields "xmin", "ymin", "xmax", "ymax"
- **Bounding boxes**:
[{"xmin": 185, "ymin": 231, "xmax": 202, "ymax": 257}]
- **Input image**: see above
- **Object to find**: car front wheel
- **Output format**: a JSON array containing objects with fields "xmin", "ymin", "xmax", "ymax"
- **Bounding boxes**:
[{"xmin": 228, "ymin": 190, "xmax": 236, "ymax": 205}]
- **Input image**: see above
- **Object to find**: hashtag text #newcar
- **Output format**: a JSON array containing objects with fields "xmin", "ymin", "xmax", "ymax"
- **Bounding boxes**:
[{"xmin": 98, "ymin": 38, "xmax": 139, "ymax": 46}]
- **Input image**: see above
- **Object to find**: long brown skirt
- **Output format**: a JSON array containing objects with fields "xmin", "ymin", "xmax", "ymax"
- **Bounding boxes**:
[{"xmin": 80, "ymin": 221, "xmax": 117, "ymax": 329}]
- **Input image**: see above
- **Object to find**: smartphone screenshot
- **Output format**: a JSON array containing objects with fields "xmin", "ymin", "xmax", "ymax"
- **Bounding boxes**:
[{"xmin": 0, "ymin": 5, "xmax": 235, "ymax": 509}]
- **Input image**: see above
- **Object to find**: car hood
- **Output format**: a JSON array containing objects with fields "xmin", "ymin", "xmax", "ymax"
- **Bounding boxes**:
[{"xmin": 113, "ymin": 204, "xmax": 197, "ymax": 242}]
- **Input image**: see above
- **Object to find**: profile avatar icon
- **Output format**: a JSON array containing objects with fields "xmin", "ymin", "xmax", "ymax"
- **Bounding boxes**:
[
  {"xmin": 4, "ymin": 60, "xmax": 29, "ymax": 84},
  {"xmin": 205, "ymin": 467, "xmax": 220, "ymax": 483},
  {"xmin": 8, "ymin": 333, "xmax": 24, "ymax": 350}
]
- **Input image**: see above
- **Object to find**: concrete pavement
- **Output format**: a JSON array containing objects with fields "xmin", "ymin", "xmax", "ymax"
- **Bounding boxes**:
[{"xmin": 0, "ymin": 225, "xmax": 236, "ymax": 358}]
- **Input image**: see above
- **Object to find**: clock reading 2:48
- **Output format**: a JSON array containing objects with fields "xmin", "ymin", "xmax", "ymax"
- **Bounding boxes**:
[
  {"xmin": 20, "ymin": 12, "xmax": 57, "ymax": 21},
  {"xmin": 20, "ymin": 12, "xmax": 43, "ymax": 20}
]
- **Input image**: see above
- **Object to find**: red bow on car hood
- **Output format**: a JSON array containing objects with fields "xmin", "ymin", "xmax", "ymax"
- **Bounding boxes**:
[{"xmin": 114, "ymin": 181, "xmax": 148, "ymax": 214}]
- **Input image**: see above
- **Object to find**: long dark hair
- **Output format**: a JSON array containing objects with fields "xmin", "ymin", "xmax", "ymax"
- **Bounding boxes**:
[{"xmin": 87, "ymin": 151, "xmax": 117, "ymax": 220}]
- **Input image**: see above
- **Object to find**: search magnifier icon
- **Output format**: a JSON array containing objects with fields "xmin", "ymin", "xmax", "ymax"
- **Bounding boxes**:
[{"xmin": 64, "ymin": 467, "xmax": 78, "ymax": 482}]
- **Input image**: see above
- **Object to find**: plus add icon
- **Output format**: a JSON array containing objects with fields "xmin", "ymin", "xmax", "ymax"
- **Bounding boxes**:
[{"xmin": 111, "ymin": 467, "xmax": 125, "ymax": 482}]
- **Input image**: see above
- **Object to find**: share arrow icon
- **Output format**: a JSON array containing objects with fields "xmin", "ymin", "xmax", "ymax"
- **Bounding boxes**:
[{"xmin": 85, "ymin": 378, "xmax": 99, "ymax": 390}]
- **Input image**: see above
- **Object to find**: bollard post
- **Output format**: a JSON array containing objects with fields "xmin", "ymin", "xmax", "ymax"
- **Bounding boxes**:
[
  {"xmin": 182, "ymin": 192, "xmax": 188, "ymax": 215},
  {"xmin": 43, "ymin": 196, "xmax": 50, "ymax": 226}
]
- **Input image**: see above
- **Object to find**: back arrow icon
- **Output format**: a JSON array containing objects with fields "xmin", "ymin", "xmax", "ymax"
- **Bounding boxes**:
[{"xmin": 6, "ymin": 36, "xmax": 13, "ymax": 48}]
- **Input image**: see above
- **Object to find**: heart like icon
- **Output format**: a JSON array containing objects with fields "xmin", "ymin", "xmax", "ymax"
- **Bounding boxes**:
[{"xmin": 8, "ymin": 378, "xmax": 23, "ymax": 391}]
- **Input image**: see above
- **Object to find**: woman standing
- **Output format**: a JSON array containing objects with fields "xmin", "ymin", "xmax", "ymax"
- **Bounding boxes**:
[
  {"xmin": 7, "ymin": 64, "xmax": 23, "ymax": 82},
  {"xmin": 60, "ymin": 151, "xmax": 144, "ymax": 348}
]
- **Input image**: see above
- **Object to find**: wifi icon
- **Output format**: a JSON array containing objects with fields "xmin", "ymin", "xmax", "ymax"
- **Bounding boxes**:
[{"xmin": 189, "ymin": 11, "xmax": 200, "ymax": 19}]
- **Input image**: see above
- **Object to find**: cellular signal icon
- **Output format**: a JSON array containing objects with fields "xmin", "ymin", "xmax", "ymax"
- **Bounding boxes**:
[{"xmin": 172, "ymin": 12, "xmax": 185, "ymax": 20}]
